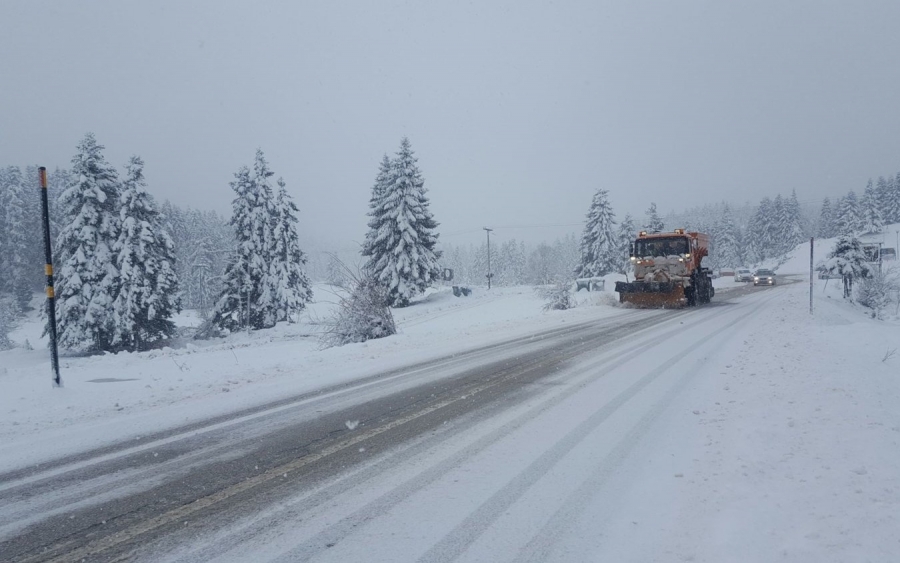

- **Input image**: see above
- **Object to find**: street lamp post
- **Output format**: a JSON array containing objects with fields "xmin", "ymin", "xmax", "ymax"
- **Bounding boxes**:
[{"xmin": 484, "ymin": 227, "xmax": 493, "ymax": 289}]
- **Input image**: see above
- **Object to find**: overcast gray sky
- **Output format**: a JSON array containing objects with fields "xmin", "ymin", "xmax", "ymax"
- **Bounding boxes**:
[{"xmin": 3, "ymin": 1, "xmax": 900, "ymax": 249}]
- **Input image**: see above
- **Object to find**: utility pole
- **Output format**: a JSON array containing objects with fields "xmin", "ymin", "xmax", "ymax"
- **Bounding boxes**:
[
  {"xmin": 39, "ymin": 167, "xmax": 62, "ymax": 387},
  {"xmin": 484, "ymin": 227, "xmax": 493, "ymax": 289}
]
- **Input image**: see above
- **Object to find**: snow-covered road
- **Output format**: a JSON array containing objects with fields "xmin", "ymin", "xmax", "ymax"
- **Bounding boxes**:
[
  {"xmin": 3, "ymin": 278, "xmax": 899, "ymax": 562},
  {"xmin": 157, "ymin": 287, "xmax": 780, "ymax": 563}
]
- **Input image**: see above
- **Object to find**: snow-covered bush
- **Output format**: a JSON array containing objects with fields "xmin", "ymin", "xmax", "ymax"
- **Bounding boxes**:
[
  {"xmin": 538, "ymin": 280, "xmax": 574, "ymax": 311},
  {"xmin": 856, "ymin": 269, "xmax": 899, "ymax": 318},
  {"xmin": 321, "ymin": 270, "xmax": 396, "ymax": 347}
]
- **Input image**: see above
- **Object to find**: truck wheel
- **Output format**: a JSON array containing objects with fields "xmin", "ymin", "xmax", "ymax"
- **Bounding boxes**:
[{"xmin": 685, "ymin": 286, "xmax": 696, "ymax": 306}]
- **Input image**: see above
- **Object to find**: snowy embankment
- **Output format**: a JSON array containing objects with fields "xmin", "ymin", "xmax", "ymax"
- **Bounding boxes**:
[
  {"xmin": 545, "ymin": 278, "xmax": 900, "ymax": 561},
  {"xmin": 0, "ymin": 282, "xmax": 627, "ymax": 472}
]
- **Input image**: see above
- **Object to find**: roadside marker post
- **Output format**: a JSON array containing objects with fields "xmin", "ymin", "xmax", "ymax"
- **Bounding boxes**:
[
  {"xmin": 39, "ymin": 167, "xmax": 62, "ymax": 387},
  {"xmin": 809, "ymin": 237, "xmax": 814, "ymax": 315}
]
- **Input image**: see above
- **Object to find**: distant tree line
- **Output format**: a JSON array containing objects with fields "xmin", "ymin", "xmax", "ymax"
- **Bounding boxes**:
[{"xmin": 439, "ymin": 235, "xmax": 581, "ymax": 287}]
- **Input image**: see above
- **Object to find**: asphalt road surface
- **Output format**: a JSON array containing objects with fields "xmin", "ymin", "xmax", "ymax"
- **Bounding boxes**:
[{"xmin": 0, "ymin": 283, "xmax": 780, "ymax": 562}]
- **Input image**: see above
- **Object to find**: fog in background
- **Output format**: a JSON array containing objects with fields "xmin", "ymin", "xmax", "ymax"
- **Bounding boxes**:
[{"xmin": 3, "ymin": 1, "xmax": 899, "ymax": 250}]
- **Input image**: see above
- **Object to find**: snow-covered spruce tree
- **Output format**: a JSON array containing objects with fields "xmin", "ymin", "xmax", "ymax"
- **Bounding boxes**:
[
  {"xmin": 875, "ymin": 176, "xmax": 894, "ymax": 224},
  {"xmin": 861, "ymin": 179, "xmax": 884, "ymax": 233},
  {"xmin": 210, "ymin": 151, "xmax": 279, "ymax": 332},
  {"xmin": 0, "ymin": 294, "xmax": 21, "ymax": 350},
  {"xmin": 528, "ymin": 243, "xmax": 556, "ymax": 285},
  {"xmin": 835, "ymin": 191, "xmax": 864, "ymax": 235},
  {"xmin": 745, "ymin": 197, "xmax": 774, "ymax": 264},
  {"xmin": 770, "ymin": 195, "xmax": 789, "ymax": 257},
  {"xmin": 575, "ymin": 189, "xmax": 617, "ymax": 278},
  {"xmin": 270, "ymin": 177, "xmax": 313, "ymax": 322},
  {"xmin": 818, "ymin": 198, "xmax": 836, "ymax": 239},
  {"xmin": 362, "ymin": 138, "xmax": 441, "ymax": 307},
  {"xmin": 643, "ymin": 202, "xmax": 665, "ymax": 232},
  {"xmin": 0, "ymin": 168, "xmax": 7, "ymax": 295},
  {"xmin": 162, "ymin": 202, "xmax": 231, "ymax": 318},
  {"xmin": 887, "ymin": 173, "xmax": 900, "ymax": 225},
  {"xmin": 615, "ymin": 214, "xmax": 636, "ymax": 275},
  {"xmin": 497, "ymin": 239, "xmax": 527, "ymax": 286},
  {"xmin": 782, "ymin": 190, "xmax": 805, "ymax": 252},
  {"xmin": 53, "ymin": 133, "xmax": 122, "ymax": 352},
  {"xmin": 818, "ymin": 234, "xmax": 872, "ymax": 301},
  {"xmin": 112, "ymin": 156, "xmax": 180, "ymax": 351},
  {"xmin": 361, "ymin": 155, "xmax": 393, "ymax": 257},
  {"xmin": 715, "ymin": 204, "xmax": 742, "ymax": 269},
  {"xmin": 0, "ymin": 166, "xmax": 32, "ymax": 308}
]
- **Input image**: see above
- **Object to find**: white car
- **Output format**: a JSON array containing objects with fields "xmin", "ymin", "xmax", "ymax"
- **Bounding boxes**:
[{"xmin": 734, "ymin": 268, "xmax": 753, "ymax": 282}]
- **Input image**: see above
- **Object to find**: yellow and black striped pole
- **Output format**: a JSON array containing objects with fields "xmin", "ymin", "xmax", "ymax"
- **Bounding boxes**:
[{"xmin": 39, "ymin": 167, "xmax": 61, "ymax": 387}]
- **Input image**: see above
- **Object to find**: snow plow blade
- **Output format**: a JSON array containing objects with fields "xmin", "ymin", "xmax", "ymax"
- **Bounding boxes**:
[{"xmin": 614, "ymin": 281, "xmax": 686, "ymax": 308}]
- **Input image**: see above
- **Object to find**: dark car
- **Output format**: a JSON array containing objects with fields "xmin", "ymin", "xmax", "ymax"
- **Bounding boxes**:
[{"xmin": 753, "ymin": 269, "xmax": 776, "ymax": 286}]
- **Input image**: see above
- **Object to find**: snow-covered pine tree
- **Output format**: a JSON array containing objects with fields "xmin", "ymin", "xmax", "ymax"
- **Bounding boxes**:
[
  {"xmin": 861, "ymin": 179, "xmax": 884, "ymax": 233},
  {"xmin": 497, "ymin": 239, "xmax": 527, "ymax": 286},
  {"xmin": 835, "ymin": 191, "xmax": 863, "ymax": 235},
  {"xmin": 615, "ymin": 214, "xmax": 636, "ymax": 275},
  {"xmin": 362, "ymin": 138, "xmax": 441, "ymax": 307},
  {"xmin": 818, "ymin": 198, "xmax": 835, "ymax": 239},
  {"xmin": 643, "ymin": 202, "xmax": 665, "ymax": 232},
  {"xmin": 0, "ymin": 166, "xmax": 32, "ymax": 308},
  {"xmin": 888, "ymin": 173, "xmax": 900, "ymax": 225},
  {"xmin": 48, "ymin": 167, "xmax": 71, "ymax": 238},
  {"xmin": 361, "ymin": 155, "xmax": 393, "ymax": 258},
  {"xmin": 53, "ymin": 133, "xmax": 122, "ymax": 352},
  {"xmin": 251, "ymin": 150, "xmax": 280, "ymax": 327},
  {"xmin": 715, "ymin": 204, "xmax": 742, "ymax": 269},
  {"xmin": 112, "ymin": 156, "xmax": 180, "ymax": 351},
  {"xmin": 211, "ymin": 150, "xmax": 280, "ymax": 332},
  {"xmin": 528, "ymin": 243, "xmax": 556, "ymax": 285},
  {"xmin": 0, "ymin": 294, "xmax": 21, "ymax": 350},
  {"xmin": 0, "ymin": 167, "xmax": 10, "ymax": 297},
  {"xmin": 818, "ymin": 234, "xmax": 873, "ymax": 301},
  {"xmin": 745, "ymin": 197, "xmax": 775, "ymax": 264},
  {"xmin": 161, "ymin": 202, "xmax": 231, "ymax": 317},
  {"xmin": 270, "ymin": 177, "xmax": 313, "ymax": 322},
  {"xmin": 575, "ymin": 189, "xmax": 617, "ymax": 278},
  {"xmin": 875, "ymin": 176, "xmax": 892, "ymax": 223},
  {"xmin": 770, "ymin": 194, "xmax": 790, "ymax": 257},
  {"xmin": 784, "ymin": 190, "xmax": 805, "ymax": 249},
  {"xmin": 472, "ymin": 242, "xmax": 489, "ymax": 285}
]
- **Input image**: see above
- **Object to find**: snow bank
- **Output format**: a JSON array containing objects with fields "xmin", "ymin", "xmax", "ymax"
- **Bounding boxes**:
[{"xmin": 0, "ymin": 284, "xmax": 629, "ymax": 472}]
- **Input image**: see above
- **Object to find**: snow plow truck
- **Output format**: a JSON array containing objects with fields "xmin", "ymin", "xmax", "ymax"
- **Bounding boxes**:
[{"xmin": 614, "ymin": 229, "xmax": 714, "ymax": 307}]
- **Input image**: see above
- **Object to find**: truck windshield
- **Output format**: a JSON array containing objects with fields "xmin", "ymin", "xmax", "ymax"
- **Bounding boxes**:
[{"xmin": 634, "ymin": 237, "xmax": 689, "ymax": 257}]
